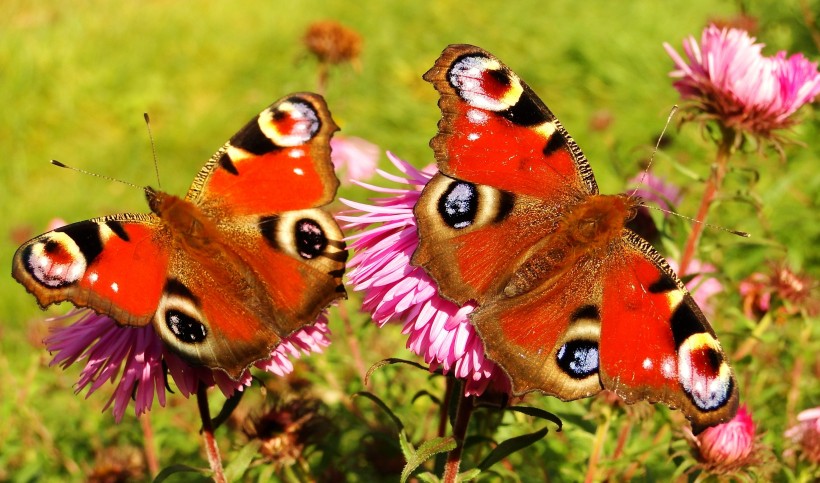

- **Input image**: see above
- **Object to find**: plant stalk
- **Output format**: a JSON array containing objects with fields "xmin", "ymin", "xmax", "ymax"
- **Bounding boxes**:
[
  {"xmin": 442, "ymin": 391, "xmax": 474, "ymax": 483},
  {"xmin": 678, "ymin": 128, "xmax": 736, "ymax": 276},
  {"xmin": 197, "ymin": 384, "xmax": 226, "ymax": 483}
]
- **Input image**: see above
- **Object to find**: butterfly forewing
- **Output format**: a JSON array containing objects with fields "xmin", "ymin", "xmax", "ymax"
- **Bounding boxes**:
[{"xmin": 13, "ymin": 215, "xmax": 169, "ymax": 327}]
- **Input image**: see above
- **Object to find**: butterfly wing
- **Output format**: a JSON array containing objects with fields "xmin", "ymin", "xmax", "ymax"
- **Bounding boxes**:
[
  {"xmin": 471, "ymin": 231, "xmax": 738, "ymax": 432},
  {"xmin": 414, "ymin": 44, "xmax": 597, "ymax": 304},
  {"xmin": 187, "ymin": 92, "xmax": 339, "ymax": 213},
  {"xmin": 470, "ymin": 256, "xmax": 606, "ymax": 401},
  {"xmin": 423, "ymin": 44, "xmax": 597, "ymax": 197},
  {"xmin": 189, "ymin": 92, "xmax": 346, "ymax": 326},
  {"xmin": 148, "ymin": 93, "xmax": 345, "ymax": 376},
  {"xmin": 12, "ymin": 215, "xmax": 170, "ymax": 326},
  {"xmin": 599, "ymin": 232, "xmax": 738, "ymax": 432}
]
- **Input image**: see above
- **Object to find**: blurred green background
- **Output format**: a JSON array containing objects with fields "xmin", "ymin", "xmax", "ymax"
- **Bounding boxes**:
[{"xmin": 2, "ymin": 0, "xmax": 818, "ymax": 480}]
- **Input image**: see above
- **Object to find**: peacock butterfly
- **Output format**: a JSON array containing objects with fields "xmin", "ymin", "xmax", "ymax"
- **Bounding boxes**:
[
  {"xmin": 12, "ymin": 93, "xmax": 347, "ymax": 380},
  {"xmin": 413, "ymin": 45, "xmax": 738, "ymax": 433}
]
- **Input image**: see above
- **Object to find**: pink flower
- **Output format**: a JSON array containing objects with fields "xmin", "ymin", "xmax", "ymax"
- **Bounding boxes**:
[
  {"xmin": 45, "ymin": 310, "xmax": 331, "ymax": 422},
  {"xmin": 668, "ymin": 258, "xmax": 722, "ymax": 316},
  {"xmin": 785, "ymin": 407, "xmax": 820, "ymax": 463},
  {"xmin": 339, "ymin": 152, "xmax": 509, "ymax": 396},
  {"xmin": 330, "ymin": 136, "xmax": 380, "ymax": 184},
  {"xmin": 664, "ymin": 25, "xmax": 820, "ymax": 137},
  {"xmin": 695, "ymin": 405, "xmax": 757, "ymax": 467},
  {"xmin": 739, "ymin": 263, "xmax": 819, "ymax": 322},
  {"xmin": 628, "ymin": 173, "xmax": 682, "ymax": 213}
]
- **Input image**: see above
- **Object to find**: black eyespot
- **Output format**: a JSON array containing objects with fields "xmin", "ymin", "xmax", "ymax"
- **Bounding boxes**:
[
  {"xmin": 166, "ymin": 309, "xmax": 207, "ymax": 343},
  {"xmin": 295, "ymin": 219, "xmax": 327, "ymax": 259},
  {"xmin": 556, "ymin": 340, "xmax": 599, "ymax": 379},
  {"xmin": 438, "ymin": 181, "xmax": 478, "ymax": 229}
]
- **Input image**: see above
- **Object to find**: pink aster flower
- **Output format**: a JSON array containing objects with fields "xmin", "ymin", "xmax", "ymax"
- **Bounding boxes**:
[
  {"xmin": 330, "ymin": 136, "xmax": 380, "ymax": 184},
  {"xmin": 785, "ymin": 407, "xmax": 820, "ymax": 464},
  {"xmin": 45, "ymin": 309, "xmax": 331, "ymax": 422},
  {"xmin": 668, "ymin": 258, "xmax": 722, "ymax": 316},
  {"xmin": 339, "ymin": 152, "xmax": 509, "ymax": 396},
  {"xmin": 664, "ymin": 25, "xmax": 820, "ymax": 138},
  {"xmin": 625, "ymin": 173, "xmax": 683, "ymax": 243},
  {"xmin": 628, "ymin": 172, "xmax": 683, "ymax": 213},
  {"xmin": 739, "ymin": 263, "xmax": 819, "ymax": 322},
  {"xmin": 692, "ymin": 405, "xmax": 757, "ymax": 469}
]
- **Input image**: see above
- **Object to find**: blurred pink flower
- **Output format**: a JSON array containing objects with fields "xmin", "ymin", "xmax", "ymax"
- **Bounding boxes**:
[
  {"xmin": 628, "ymin": 172, "xmax": 683, "ymax": 213},
  {"xmin": 664, "ymin": 25, "xmax": 820, "ymax": 137},
  {"xmin": 785, "ymin": 407, "xmax": 820, "ymax": 463},
  {"xmin": 739, "ymin": 263, "xmax": 818, "ymax": 322},
  {"xmin": 330, "ymin": 136, "xmax": 380, "ymax": 184},
  {"xmin": 668, "ymin": 258, "xmax": 722, "ymax": 315},
  {"xmin": 694, "ymin": 405, "xmax": 756, "ymax": 467},
  {"xmin": 45, "ymin": 310, "xmax": 331, "ymax": 422},
  {"xmin": 339, "ymin": 152, "xmax": 509, "ymax": 396}
]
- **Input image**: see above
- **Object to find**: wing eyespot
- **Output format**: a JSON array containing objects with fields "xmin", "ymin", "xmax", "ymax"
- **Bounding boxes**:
[
  {"xmin": 438, "ymin": 181, "xmax": 479, "ymax": 229},
  {"xmin": 165, "ymin": 309, "xmax": 208, "ymax": 343},
  {"xmin": 294, "ymin": 219, "xmax": 327, "ymax": 259},
  {"xmin": 154, "ymin": 279, "xmax": 209, "ymax": 352},
  {"xmin": 260, "ymin": 209, "xmax": 347, "ymax": 265}
]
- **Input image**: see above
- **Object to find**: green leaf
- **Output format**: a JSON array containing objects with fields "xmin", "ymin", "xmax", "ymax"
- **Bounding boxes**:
[
  {"xmin": 415, "ymin": 471, "xmax": 441, "ymax": 483},
  {"xmin": 412, "ymin": 389, "xmax": 441, "ymax": 405},
  {"xmin": 401, "ymin": 436, "xmax": 457, "ymax": 483},
  {"xmin": 508, "ymin": 405, "xmax": 563, "ymax": 431},
  {"xmin": 398, "ymin": 430, "xmax": 415, "ymax": 460},
  {"xmin": 153, "ymin": 464, "xmax": 208, "ymax": 482},
  {"xmin": 352, "ymin": 390, "xmax": 404, "ymax": 432},
  {"xmin": 477, "ymin": 427, "xmax": 550, "ymax": 471},
  {"xmin": 365, "ymin": 357, "xmax": 431, "ymax": 386},
  {"xmin": 223, "ymin": 440, "xmax": 261, "ymax": 481},
  {"xmin": 458, "ymin": 468, "xmax": 482, "ymax": 481},
  {"xmin": 211, "ymin": 389, "xmax": 244, "ymax": 430}
]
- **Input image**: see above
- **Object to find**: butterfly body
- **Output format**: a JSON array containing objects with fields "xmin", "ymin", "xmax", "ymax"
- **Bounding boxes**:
[
  {"xmin": 13, "ymin": 93, "xmax": 347, "ymax": 379},
  {"xmin": 414, "ymin": 45, "xmax": 737, "ymax": 432}
]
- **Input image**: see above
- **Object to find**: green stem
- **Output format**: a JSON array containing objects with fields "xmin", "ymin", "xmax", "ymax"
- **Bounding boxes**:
[
  {"xmin": 197, "ymin": 384, "xmax": 226, "ymax": 483},
  {"xmin": 442, "ymin": 390, "xmax": 474, "ymax": 483},
  {"xmin": 678, "ymin": 128, "xmax": 737, "ymax": 276}
]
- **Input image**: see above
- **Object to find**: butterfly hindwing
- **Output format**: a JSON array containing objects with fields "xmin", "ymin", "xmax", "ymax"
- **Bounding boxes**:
[
  {"xmin": 471, "ymin": 256, "xmax": 605, "ymax": 401},
  {"xmin": 414, "ymin": 173, "xmax": 561, "ymax": 305}
]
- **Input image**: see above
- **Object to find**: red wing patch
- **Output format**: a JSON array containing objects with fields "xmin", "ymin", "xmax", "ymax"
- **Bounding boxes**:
[{"xmin": 12, "ymin": 216, "xmax": 169, "ymax": 326}]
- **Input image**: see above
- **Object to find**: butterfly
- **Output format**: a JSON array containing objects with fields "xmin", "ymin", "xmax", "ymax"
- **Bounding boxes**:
[
  {"xmin": 412, "ymin": 45, "xmax": 738, "ymax": 432},
  {"xmin": 12, "ymin": 93, "xmax": 347, "ymax": 380}
]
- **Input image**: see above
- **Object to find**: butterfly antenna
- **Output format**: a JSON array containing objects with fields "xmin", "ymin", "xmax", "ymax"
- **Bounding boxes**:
[
  {"xmin": 144, "ymin": 113, "xmax": 162, "ymax": 189},
  {"xmin": 50, "ymin": 160, "xmax": 147, "ymax": 192},
  {"xmin": 640, "ymin": 201, "xmax": 750, "ymax": 238},
  {"xmin": 629, "ymin": 105, "xmax": 678, "ymax": 200}
]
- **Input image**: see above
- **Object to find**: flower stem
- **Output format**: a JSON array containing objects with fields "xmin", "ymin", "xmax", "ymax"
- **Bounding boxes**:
[
  {"xmin": 442, "ymin": 390, "xmax": 474, "ymax": 483},
  {"xmin": 140, "ymin": 415, "xmax": 159, "ymax": 477},
  {"xmin": 197, "ymin": 384, "xmax": 226, "ymax": 483},
  {"xmin": 679, "ymin": 128, "xmax": 736, "ymax": 276},
  {"xmin": 584, "ymin": 407, "xmax": 611, "ymax": 483}
]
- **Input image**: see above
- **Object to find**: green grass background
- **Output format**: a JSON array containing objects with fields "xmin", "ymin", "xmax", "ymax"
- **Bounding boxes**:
[{"xmin": 1, "ymin": 0, "xmax": 818, "ymax": 480}]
